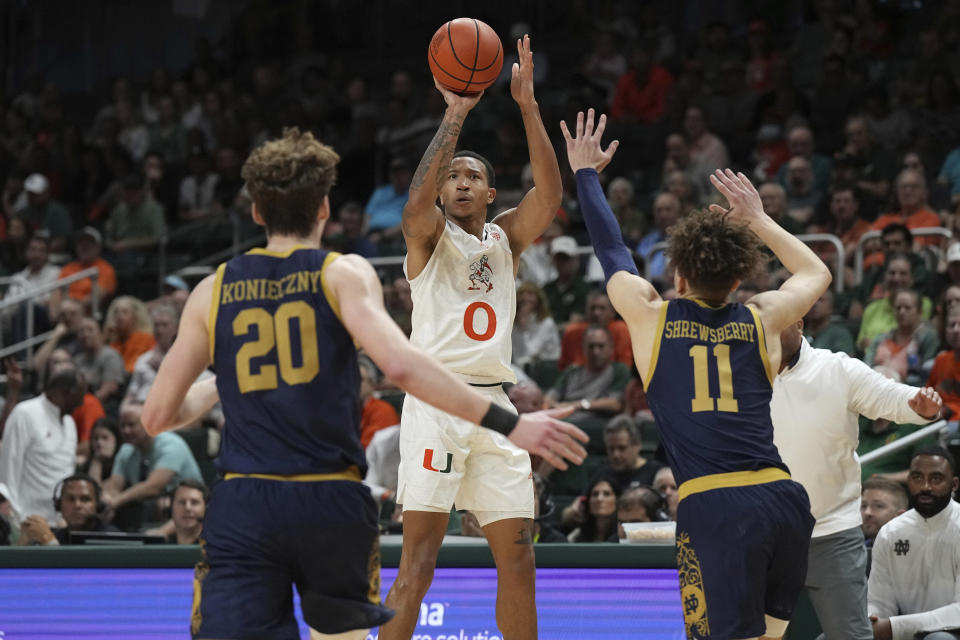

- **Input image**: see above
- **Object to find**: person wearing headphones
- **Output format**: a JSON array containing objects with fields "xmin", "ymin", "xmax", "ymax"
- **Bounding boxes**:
[{"xmin": 18, "ymin": 474, "xmax": 116, "ymax": 545}]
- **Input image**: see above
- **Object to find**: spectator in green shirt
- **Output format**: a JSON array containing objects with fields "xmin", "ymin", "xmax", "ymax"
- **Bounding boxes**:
[
  {"xmin": 543, "ymin": 235, "xmax": 591, "ymax": 329},
  {"xmin": 105, "ymin": 173, "xmax": 167, "ymax": 253},
  {"xmin": 857, "ymin": 255, "xmax": 932, "ymax": 351},
  {"xmin": 805, "ymin": 289, "xmax": 856, "ymax": 355},
  {"xmin": 546, "ymin": 325, "xmax": 630, "ymax": 417}
]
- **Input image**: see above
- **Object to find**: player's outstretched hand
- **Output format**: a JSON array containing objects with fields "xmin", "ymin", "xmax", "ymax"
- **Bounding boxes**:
[
  {"xmin": 708, "ymin": 169, "xmax": 769, "ymax": 228},
  {"xmin": 434, "ymin": 77, "xmax": 483, "ymax": 113},
  {"xmin": 508, "ymin": 407, "xmax": 589, "ymax": 471},
  {"xmin": 560, "ymin": 108, "xmax": 619, "ymax": 174},
  {"xmin": 511, "ymin": 34, "xmax": 536, "ymax": 106},
  {"xmin": 909, "ymin": 386, "xmax": 943, "ymax": 421}
]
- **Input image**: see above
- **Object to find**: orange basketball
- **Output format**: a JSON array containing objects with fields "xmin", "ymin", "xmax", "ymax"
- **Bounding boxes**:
[{"xmin": 428, "ymin": 18, "xmax": 503, "ymax": 95}]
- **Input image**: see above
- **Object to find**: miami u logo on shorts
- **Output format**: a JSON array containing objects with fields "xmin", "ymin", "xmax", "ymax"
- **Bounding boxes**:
[
  {"xmin": 422, "ymin": 449, "xmax": 453, "ymax": 473},
  {"xmin": 676, "ymin": 531, "xmax": 710, "ymax": 639}
]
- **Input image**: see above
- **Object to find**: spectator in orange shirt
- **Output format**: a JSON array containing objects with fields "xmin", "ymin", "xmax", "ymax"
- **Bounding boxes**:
[
  {"xmin": 53, "ymin": 227, "xmax": 117, "ymax": 311},
  {"xmin": 928, "ymin": 305, "xmax": 960, "ymax": 421},
  {"xmin": 558, "ymin": 291, "xmax": 632, "ymax": 371},
  {"xmin": 104, "ymin": 295, "xmax": 155, "ymax": 372},
  {"xmin": 358, "ymin": 357, "xmax": 399, "ymax": 449},
  {"xmin": 871, "ymin": 169, "xmax": 942, "ymax": 243},
  {"xmin": 610, "ymin": 48, "xmax": 674, "ymax": 124}
]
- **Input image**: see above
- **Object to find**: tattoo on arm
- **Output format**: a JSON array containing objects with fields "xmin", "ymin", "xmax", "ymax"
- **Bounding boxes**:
[
  {"xmin": 411, "ymin": 115, "xmax": 464, "ymax": 192},
  {"xmin": 514, "ymin": 518, "xmax": 534, "ymax": 545}
]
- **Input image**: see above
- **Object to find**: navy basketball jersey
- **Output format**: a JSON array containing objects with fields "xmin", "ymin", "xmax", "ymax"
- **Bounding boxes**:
[
  {"xmin": 644, "ymin": 298, "xmax": 786, "ymax": 487},
  {"xmin": 210, "ymin": 246, "xmax": 364, "ymax": 475}
]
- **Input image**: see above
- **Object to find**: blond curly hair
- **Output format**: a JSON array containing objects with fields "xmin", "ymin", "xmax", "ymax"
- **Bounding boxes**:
[
  {"xmin": 241, "ymin": 127, "xmax": 340, "ymax": 236},
  {"xmin": 104, "ymin": 295, "xmax": 153, "ymax": 342}
]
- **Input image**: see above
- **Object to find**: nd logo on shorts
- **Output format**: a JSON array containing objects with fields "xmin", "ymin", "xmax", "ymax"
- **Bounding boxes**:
[{"xmin": 422, "ymin": 449, "xmax": 453, "ymax": 473}]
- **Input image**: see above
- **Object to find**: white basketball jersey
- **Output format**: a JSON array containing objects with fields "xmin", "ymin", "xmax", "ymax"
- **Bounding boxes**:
[{"xmin": 405, "ymin": 220, "xmax": 517, "ymax": 384}]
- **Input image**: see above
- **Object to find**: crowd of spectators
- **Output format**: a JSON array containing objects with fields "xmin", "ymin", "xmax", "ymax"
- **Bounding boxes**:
[{"xmin": 0, "ymin": 5, "xmax": 960, "ymax": 614}]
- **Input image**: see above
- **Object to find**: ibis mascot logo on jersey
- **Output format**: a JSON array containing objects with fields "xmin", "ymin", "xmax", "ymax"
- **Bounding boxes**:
[{"xmin": 467, "ymin": 255, "xmax": 494, "ymax": 292}]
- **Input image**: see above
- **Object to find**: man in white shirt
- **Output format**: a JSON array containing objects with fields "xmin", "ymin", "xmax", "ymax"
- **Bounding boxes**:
[
  {"xmin": 868, "ymin": 447, "xmax": 960, "ymax": 640},
  {"xmin": 771, "ymin": 320, "xmax": 942, "ymax": 639},
  {"xmin": 0, "ymin": 368, "xmax": 86, "ymax": 524},
  {"xmin": 2, "ymin": 234, "xmax": 60, "ymax": 341}
]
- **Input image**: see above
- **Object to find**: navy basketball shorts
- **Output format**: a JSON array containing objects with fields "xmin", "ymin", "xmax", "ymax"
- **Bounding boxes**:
[
  {"xmin": 192, "ymin": 477, "xmax": 394, "ymax": 639},
  {"xmin": 675, "ymin": 479, "xmax": 814, "ymax": 640}
]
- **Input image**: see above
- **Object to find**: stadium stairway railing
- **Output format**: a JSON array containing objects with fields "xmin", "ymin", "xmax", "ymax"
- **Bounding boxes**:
[{"xmin": 0, "ymin": 266, "xmax": 100, "ymax": 368}]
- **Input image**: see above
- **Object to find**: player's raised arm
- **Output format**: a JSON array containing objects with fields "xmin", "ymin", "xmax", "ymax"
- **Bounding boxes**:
[
  {"xmin": 560, "ymin": 109, "xmax": 661, "ymax": 320},
  {"xmin": 402, "ymin": 83, "xmax": 482, "ymax": 258},
  {"xmin": 709, "ymin": 169, "xmax": 832, "ymax": 336},
  {"xmin": 327, "ymin": 253, "xmax": 588, "ymax": 470},
  {"xmin": 142, "ymin": 275, "xmax": 220, "ymax": 435},
  {"xmin": 492, "ymin": 35, "xmax": 563, "ymax": 255}
]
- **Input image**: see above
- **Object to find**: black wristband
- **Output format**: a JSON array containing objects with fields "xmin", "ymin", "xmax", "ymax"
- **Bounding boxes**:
[{"xmin": 480, "ymin": 403, "xmax": 520, "ymax": 436}]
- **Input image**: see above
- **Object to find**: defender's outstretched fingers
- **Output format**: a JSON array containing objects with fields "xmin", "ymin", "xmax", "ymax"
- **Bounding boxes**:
[
  {"xmin": 593, "ymin": 113, "xmax": 607, "ymax": 140},
  {"xmin": 538, "ymin": 445, "xmax": 569, "ymax": 471},
  {"xmin": 585, "ymin": 108, "xmax": 595, "ymax": 137},
  {"xmin": 560, "ymin": 120, "xmax": 573, "ymax": 143},
  {"xmin": 548, "ymin": 433, "xmax": 587, "ymax": 465},
  {"xmin": 541, "ymin": 405, "xmax": 576, "ymax": 419},
  {"xmin": 710, "ymin": 172, "xmax": 735, "ymax": 199},
  {"xmin": 576, "ymin": 110, "xmax": 584, "ymax": 139},
  {"xmin": 547, "ymin": 417, "xmax": 589, "ymax": 444}
]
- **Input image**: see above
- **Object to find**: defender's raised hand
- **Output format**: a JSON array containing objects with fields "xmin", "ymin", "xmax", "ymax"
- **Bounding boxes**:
[
  {"xmin": 708, "ymin": 169, "xmax": 769, "ymax": 228},
  {"xmin": 560, "ymin": 108, "xmax": 619, "ymax": 174},
  {"xmin": 507, "ymin": 406, "xmax": 589, "ymax": 471},
  {"xmin": 510, "ymin": 34, "xmax": 536, "ymax": 106}
]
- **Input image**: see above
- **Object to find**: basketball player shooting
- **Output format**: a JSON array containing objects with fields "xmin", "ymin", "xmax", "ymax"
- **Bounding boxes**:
[
  {"xmin": 380, "ymin": 35, "xmax": 577, "ymax": 640},
  {"xmin": 561, "ymin": 109, "xmax": 831, "ymax": 640},
  {"xmin": 142, "ymin": 127, "xmax": 586, "ymax": 640}
]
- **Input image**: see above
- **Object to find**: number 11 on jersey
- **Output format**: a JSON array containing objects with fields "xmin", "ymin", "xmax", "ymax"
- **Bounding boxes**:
[{"xmin": 689, "ymin": 344, "xmax": 739, "ymax": 413}]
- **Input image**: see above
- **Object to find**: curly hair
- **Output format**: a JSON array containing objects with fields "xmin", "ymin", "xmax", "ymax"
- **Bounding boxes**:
[
  {"xmin": 665, "ymin": 209, "xmax": 765, "ymax": 294},
  {"xmin": 241, "ymin": 127, "xmax": 340, "ymax": 237},
  {"xmin": 105, "ymin": 295, "xmax": 153, "ymax": 339}
]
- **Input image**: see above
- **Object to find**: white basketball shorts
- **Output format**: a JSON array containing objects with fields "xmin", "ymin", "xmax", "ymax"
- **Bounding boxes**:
[{"xmin": 396, "ymin": 385, "xmax": 534, "ymax": 526}]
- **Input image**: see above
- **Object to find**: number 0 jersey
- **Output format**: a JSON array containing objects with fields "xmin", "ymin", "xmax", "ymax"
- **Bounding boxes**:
[
  {"xmin": 210, "ymin": 246, "xmax": 364, "ymax": 475},
  {"xmin": 405, "ymin": 220, "xmax": 517, "ymax": 384},
  {"xmin": 644, "ymin": 298, "xmax": 787, "ymax": 487}
]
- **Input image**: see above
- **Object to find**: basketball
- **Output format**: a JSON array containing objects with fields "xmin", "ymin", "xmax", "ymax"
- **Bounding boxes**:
[{"xmin": 428, "ymin": 18, "xmax": 503, "ymax": 95}]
